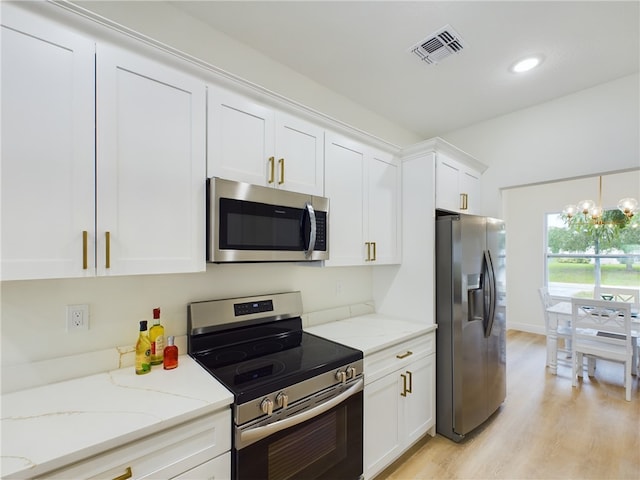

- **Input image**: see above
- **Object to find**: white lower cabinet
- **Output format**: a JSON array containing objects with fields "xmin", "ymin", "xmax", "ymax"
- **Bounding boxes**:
[
  {"xmin": 42, "ymin": 409, "xmax": 231, "ymax": 479},
  {"xmin": 173, "ymin": 452, "xmax": 230, "ymax": 480},
  {"xmin": 364, "ymin": 333, "xmax": 435, "ymax": 479}
]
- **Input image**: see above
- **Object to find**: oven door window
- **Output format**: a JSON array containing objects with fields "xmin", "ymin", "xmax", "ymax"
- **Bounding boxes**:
[{"xmin": 234, "ymin": 391, "xmax": 362, "ymax": 480}]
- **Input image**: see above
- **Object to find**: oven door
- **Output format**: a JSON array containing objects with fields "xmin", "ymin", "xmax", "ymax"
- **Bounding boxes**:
[{"xmin": 233, "ymin": 380, "xmax": 363, "ymax": 480}]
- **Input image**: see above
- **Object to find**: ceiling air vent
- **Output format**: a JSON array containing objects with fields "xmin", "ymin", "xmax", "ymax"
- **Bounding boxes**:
[{"xmin": 410, "ymin": 25, "xmax": 466, "ymax": 65}]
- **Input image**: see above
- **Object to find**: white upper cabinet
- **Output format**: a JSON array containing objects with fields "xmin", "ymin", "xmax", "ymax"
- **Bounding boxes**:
[
  {"xmin": 368, "ymin": 151, "xmax": 401, "ymax": 265},
  {"xmin": 1, "ymin": 4, "xmax": 206, "ymax": 280},
  {"xmin": 325, "ymin": 132, "xmax": 401, "ymax": 266},
  {"xmin": 1, "ymin": 4, "xmax": 95, "ymax": 280},
  {"xmin": 208, "ymin": 86, "xmax": 324, "ymax": 196},
  {"xmin": 274, "ymin": 111, "xmax": 324, "ymax": 196},
  {"xmin": 96, "ymin": 43, "xmax": 206, "ymax": 276},
  {"xmin": 208, "ymin": 87, "xmax": 275, "ymax": 187},
  {"xmin": 435, "ymin": 153, "xmax": 482, "ymax": 215},
  {"xmin": 324, "ymin": 134, "xmax": 366, "ymax": 266}
]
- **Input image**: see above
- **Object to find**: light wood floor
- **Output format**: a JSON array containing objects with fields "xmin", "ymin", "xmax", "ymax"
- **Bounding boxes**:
[{"xmin": 378, "ymin": 330, "xmax": 640, "ymax": 479}]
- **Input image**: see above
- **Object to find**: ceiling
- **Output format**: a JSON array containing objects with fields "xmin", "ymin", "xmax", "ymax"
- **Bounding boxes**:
[{"xmin": 168, "ymin": 1, "xmax": 639, "ymax": 140}]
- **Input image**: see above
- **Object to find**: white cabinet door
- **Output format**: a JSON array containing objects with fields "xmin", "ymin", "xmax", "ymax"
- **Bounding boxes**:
[
  {"xmin": 364, "ymin": 372, "xmax": 402, "ymax": 480},
  {"xmin": 368, "ymin": 151, "xmax": 401, "ymax": 265},
  {"xmin": 324, "ymin": 132, "xmax": 367, "ymax": 266},
  {"xmin": 208, "ymin": 86, "xmax": 275, "ymax": 186},
  {"xmin": 97, "ymin": 43, "xmax": 206, "ymax": 276},
  {"xmin": 403, "ymin": 354, "xmax": 435, "ymax": 446},
  {"xmin": 435, "ymin": 156, "xmax": 462, "ymax": 212},
  {"xmin": 460, "ymin": 168, "xmax": 481, "ymax": 215},
  {"xmin": 173, "ymin": 452, "xmax": 231, "ymax": 480},
  {"xmin": 274, "ymin": 112, "xmax": 324, "ymax": 195},
  {"xmin": 435, "ymin": 154, "xmax": 481, "ymax": 214},
  {"xmin": 0, "ymin": 4, "xmax": 95, "ymax": 280}
]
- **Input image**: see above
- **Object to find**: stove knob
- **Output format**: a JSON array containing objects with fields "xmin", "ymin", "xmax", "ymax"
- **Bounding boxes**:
[
  {"xmin": 347, "ymin": 366, "xmax": 357, "ymax": 379},
  {"xmin": 335, "ymin": 370, "xmax": 347, "ymax": 384},
  {"xmin": 276, "ymin": 392, "xmax": 289, "ymax": 409},
  {"xmin": 260, "ymin": 398, "xmax": 274, "ymax": 415}
]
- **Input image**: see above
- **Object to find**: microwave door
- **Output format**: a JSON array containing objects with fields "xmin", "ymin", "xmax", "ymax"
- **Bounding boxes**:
[{"xmin": 302, "ymin": 202, "xmax": 316, "ymax": 259}]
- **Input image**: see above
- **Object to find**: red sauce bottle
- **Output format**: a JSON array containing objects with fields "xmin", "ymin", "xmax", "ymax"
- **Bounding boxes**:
[{"xmin": 163, "ymin": 336, "xmax": 178, "ymax": 370}]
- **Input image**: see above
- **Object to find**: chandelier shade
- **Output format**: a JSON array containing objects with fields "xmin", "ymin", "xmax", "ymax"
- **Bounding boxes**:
[
  {"xmin": 562, "ymin": 176, "xmax": 637, "ymax": 226},
  {"xmin": 618, "ymin": 197, "xmax": 638, "ymax": 218}
]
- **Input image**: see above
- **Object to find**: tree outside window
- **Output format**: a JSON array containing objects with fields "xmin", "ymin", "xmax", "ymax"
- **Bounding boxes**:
[{"xmin": 545, "ymin": 210, "xmax": 640, "ymax": 297}]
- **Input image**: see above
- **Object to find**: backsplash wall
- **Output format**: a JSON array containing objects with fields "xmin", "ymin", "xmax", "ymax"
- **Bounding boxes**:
[{"xmin": 1, "ymin": 263, "xmax": 372, "ymax": 376}]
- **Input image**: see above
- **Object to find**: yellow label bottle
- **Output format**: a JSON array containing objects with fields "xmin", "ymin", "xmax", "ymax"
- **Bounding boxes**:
[
  {"xmin": 149, "ymin": 307, "xmax": 165, "ymax": 366},
  {"xmin": 135, "ymin": 320, "xmax": 151, "ymax": 375}
]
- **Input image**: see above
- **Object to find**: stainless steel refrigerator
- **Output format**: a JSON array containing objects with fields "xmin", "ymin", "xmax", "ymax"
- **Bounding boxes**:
[{"xmin": 435, "ymin": 212, "xmax": 506, "ymax": 442}]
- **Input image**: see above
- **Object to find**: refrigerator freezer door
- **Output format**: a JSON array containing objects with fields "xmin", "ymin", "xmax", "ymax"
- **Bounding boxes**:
[{"xmin": 455, "ymin": 214, "xmax": 489, "ymax": 436}]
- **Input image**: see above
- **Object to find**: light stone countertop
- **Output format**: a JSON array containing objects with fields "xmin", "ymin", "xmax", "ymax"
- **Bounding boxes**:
[
  {"xmin": 1, "ymin": 356, "xmax": 233, "ymax": 479},
  {"xmin": 306, "ymin": 313, "xmax": 436, "ymax": 355}
]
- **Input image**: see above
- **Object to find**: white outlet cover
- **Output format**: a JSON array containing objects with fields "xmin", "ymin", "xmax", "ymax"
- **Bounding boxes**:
[{"xmin": 66, "ymin": 304, "xmax": 89, "ymax": 332}]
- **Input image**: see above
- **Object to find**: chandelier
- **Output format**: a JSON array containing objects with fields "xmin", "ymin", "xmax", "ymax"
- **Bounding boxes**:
[{"xmin": 562, "ymin": 175, "xmax": 638, "ymax": 226}]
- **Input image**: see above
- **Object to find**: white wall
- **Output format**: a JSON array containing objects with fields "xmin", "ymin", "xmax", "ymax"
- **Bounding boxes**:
[
  {"xmin": 1, "ymin": 264, "xmax": 372, "ymax": 366},
  {"xmin": 442, "ymin": 73, "xmax": 640, "ymax": 219},
  {"xmin": 503, "ymin": 171, "xmax": 640, "ymax": 334}
]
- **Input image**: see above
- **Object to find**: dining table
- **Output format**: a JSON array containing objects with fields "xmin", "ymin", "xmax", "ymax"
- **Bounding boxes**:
[{"xmin": 545, "ymin": 300, "xmax": 640, "ymax": 375}]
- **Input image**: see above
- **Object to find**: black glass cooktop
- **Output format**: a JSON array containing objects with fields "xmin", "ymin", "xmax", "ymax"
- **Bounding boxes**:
[{"xmin": 190, "ymin": 318, "xmax": 362, "ymax": 405}]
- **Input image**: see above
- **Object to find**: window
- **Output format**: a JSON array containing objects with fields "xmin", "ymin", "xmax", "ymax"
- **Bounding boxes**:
[{"xmin": 545, "ymin": 210, "xmax": 640, "ymax": 297}]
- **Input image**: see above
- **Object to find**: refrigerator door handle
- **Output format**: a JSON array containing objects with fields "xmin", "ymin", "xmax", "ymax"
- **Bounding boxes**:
[{"xmin": 483, "ymin": 250, "xmax": 497, "ymax": 338}]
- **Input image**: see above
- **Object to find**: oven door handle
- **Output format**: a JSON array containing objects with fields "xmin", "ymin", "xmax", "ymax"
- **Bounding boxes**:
[{"xmin": 238, "ymin": 378, "xmax": 363, "ymax": 448}]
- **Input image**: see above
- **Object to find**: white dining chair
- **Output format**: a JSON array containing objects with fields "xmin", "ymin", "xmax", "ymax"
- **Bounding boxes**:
[
  {"xmin": 539, "ymin": 287, "xmax": 572, "ymax": 367},
  {"xmin": 593, "ymin": 286, "xmax": 640, "ymax": 304},
  {"xmin": 592, "ymin": 286, "xmax": 640, "ymax": 375},
  {"xmin": 571, "ymin": 298, "xmax": 633, "ymax": 401}
]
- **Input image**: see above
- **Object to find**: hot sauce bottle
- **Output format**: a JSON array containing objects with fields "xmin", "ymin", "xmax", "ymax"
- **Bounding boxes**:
[{"xmin": 163, "ymin": 336, "xmax": 178, "ymax": 370}]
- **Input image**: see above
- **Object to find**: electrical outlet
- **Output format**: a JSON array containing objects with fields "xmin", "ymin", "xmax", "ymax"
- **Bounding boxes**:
[{"xmin": 66, "ymin": 304, "xmax": 89, "ymax": 332}]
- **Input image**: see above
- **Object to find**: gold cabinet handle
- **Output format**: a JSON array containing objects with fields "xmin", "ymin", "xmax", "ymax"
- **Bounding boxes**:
[
  {"xmin": 113, "ymin": 466, "xmax": 132, "ymax": 480},
  {"xmin": 278, "ymin": 158, "xmax": 285, "ymax": 184},
  {"xmin": 401, "ymin": 373, "xmax": 408, "ymax": 397},
  {"xmin": 396, "ymin": 350, "xmax": 413, "ymax": 359},
  {"xmin": 82, "ymin": 231, "xmax": 88, "ymax": 270},
  {"xmin": 105, "ymin": 231, "xmax": 111, "ymax": 269},
  {"xmin": 460, "ymin": 193, "xmax": 468, "ymax": 210},
  {"xmin": 406, "ymin": 370, "xmax": 413, "ymax": 394},
  {"xmin": 371, "ymin": 241, "xmax": 377, "ymax": 261},
  {"xmin": 268, "ymin": 156, "xmax": 275, "ymax": 184},
  {"xmin": 365, "ymin": 242, "xmax": 371, "ymax": 261}
]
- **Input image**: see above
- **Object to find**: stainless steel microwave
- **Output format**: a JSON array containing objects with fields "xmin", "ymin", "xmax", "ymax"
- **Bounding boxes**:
[{"xmin": 207, "ymin": 177, "xmax": 329, "ymax": 262}]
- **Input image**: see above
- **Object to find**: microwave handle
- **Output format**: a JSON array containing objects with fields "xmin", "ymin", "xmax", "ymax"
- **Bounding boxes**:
[{"xmin": 303, "ymin": 202, "xmax": 316, "ymax": 258}]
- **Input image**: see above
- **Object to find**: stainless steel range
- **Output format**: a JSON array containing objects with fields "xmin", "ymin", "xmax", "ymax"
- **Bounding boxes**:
[{"xmin": 188, "ymin": 291, "xmax": 363, "ymax": 480}]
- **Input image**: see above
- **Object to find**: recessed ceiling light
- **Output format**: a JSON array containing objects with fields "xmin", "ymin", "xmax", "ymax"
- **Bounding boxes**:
[{"xmin": 510, "ymin": 55, "xmax": 543, "ymax": 74}]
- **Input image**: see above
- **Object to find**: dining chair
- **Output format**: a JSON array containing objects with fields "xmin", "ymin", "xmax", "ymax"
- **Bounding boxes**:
[
  {"xmin": 593, "ymin": 286, "xmax": 640, "ymax": 304},
  {"xmin": 571, "ymin": 298, "xmax": 633, "ymax": 401},
  {"xmin": 593, "ymin": 286, "xmax": 640, "ymax": 375},
  {"xmin": 539, "ymin": 287, "xmax": 572, "ymax": 367}
]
